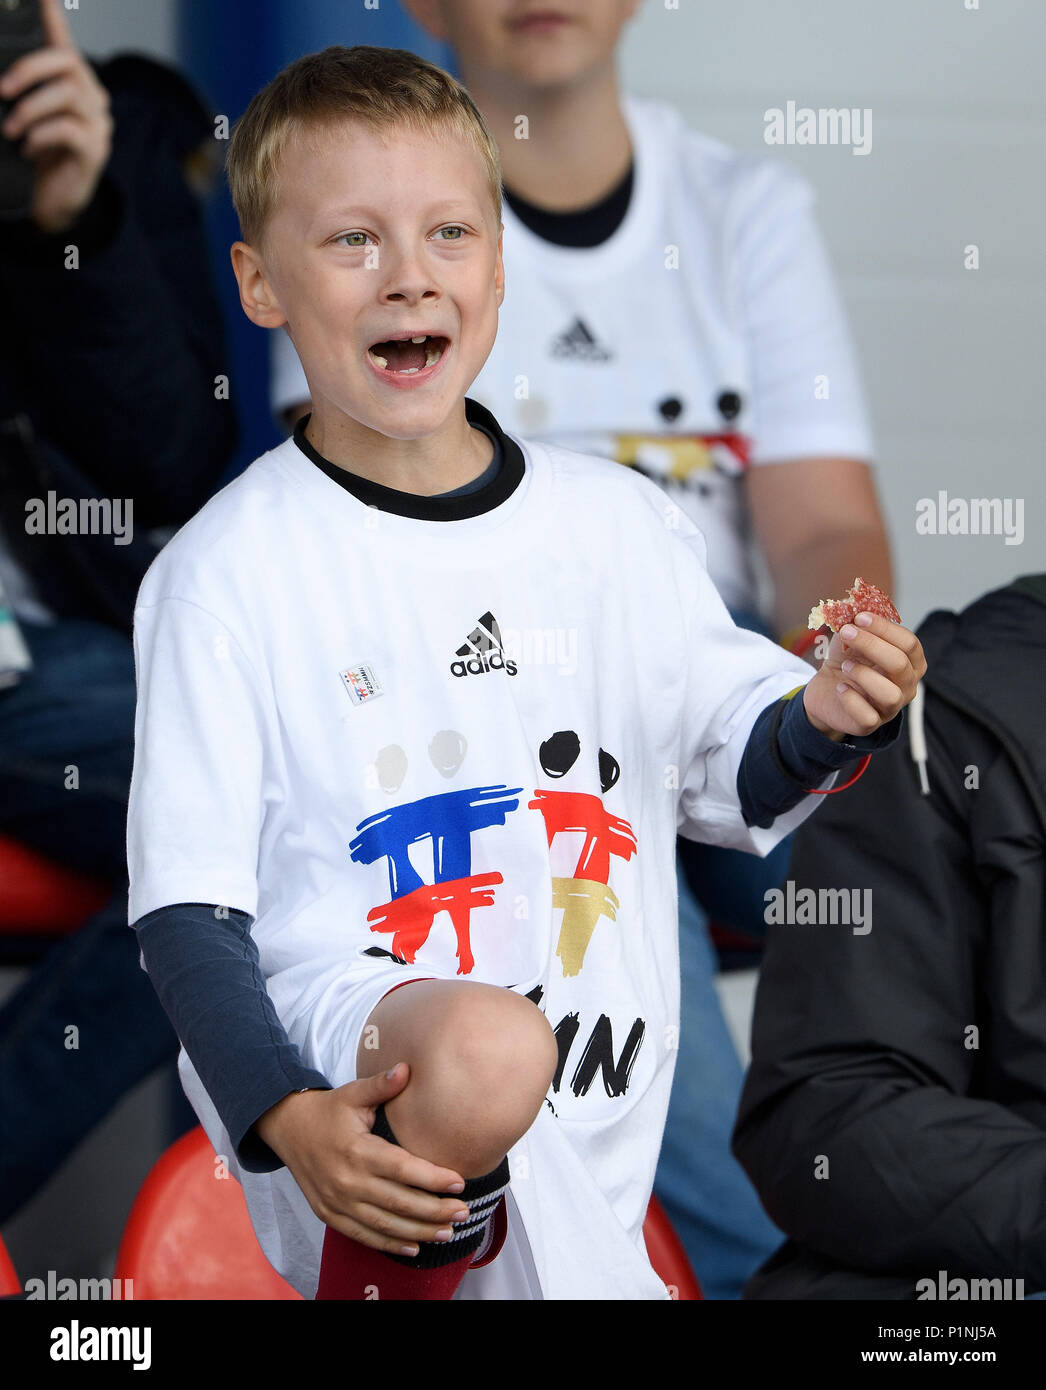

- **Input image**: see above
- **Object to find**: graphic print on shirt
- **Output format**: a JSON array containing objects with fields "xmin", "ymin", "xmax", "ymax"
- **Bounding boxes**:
[
  {"xmin": 349, "ymin": 780, "xmax": 523, "ymax": 976},
  {"xmin": 348, "ymin": 729, "xmax": 637, "ymax": 983},
  {"xmin": 549, "ymin": 317, "xmax": 614, "ymax": 363},
  {"xmin": 350, "ymin": 729, "xmax": 648, "ymax": 1113},
  {"xmin": 528, "ymin": 731, "xmax": 637, "ymax": 978},
  {"xmin": 449, "ymin": 610, "xmax": 518, "ymax": 678},
  {"xmin": 612, "ymin": 428, "xmax": 749, "ymax": 503}
]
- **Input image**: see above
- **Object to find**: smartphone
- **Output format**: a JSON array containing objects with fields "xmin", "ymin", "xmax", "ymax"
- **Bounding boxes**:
[{"xmin": 0, "ymin": 0, "xmax": 45, "ymax": 220}]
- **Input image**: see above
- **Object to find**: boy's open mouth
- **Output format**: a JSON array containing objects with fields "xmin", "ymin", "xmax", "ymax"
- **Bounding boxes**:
[{"xmin": 367, "ymin": 334, "xmax": 448, "ymax": 375}]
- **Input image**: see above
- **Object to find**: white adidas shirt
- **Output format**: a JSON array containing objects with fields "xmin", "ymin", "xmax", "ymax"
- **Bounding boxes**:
[
  {"xmin": 126, "ymin": 418, "xmax": 828, "ymax": 1299},
  {"xmin": 271, "ymin": 95, "xmax": 874, "ymax": 616}
]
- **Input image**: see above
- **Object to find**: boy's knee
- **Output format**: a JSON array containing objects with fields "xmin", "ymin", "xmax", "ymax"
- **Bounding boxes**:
[
  {"xmin": 446, "ymin": 984, "xmax": 558, "ymax": 1102},
  {"xmin": 390, "ymin": 983, "xmax": 558, "ymax": 1175}
]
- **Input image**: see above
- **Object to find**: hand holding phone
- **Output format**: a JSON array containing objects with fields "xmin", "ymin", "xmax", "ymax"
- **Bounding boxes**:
[
  {"xmin": 0, "ymin": 0, "xmax": 112, "ymax": 231},
  {"xmin": 0, "ymin": 0, "xmax": 43, "ymax": 218}
]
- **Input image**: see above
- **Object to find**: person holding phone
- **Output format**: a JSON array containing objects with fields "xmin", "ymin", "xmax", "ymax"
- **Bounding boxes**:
[{"xmin": 0, "ymin": 0, "xmax": 236, "ymax": 1224}]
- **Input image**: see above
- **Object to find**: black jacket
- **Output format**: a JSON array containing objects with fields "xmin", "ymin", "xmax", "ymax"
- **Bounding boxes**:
[
  {"xmin": 0, "ymin": 53, "xmax": 235, "ymax": 633},
  {"xmin": 733, "ymin": 574, "xmax": 1046, "ymax": 1299}
]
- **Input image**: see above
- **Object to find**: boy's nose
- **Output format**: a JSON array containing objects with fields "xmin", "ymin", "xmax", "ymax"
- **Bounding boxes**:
[
  {"xmin": 383, "ymin": 283, "xmax": 441, "ymax": 306},
  {"xmin": 379, "ymin": 249, "xmax": 441, "ymax": 304}
]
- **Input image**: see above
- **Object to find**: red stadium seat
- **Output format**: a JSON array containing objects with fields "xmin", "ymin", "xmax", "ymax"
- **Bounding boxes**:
[
  {"xmin": 0, "ymin": 833, "xmax": 109, "ymax": 936},
  {"xmin": 114, "ymin": 1126, "xmax": 301, "ymax": 1300},
  {"xmin": 115, "ymin": 1126, "xmax": 702, "ymax": 1299},
  {"xmin": 0, "ymin": 1234, "xmax": 21, "ymax": 1297},
  {"xmin": 644, "ymin": 1193, "xmax": 703, "ymax": 1299}
]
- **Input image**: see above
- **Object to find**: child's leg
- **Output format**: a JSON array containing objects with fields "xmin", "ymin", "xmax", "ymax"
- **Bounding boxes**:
[
  {"xmin": 316, "ymin": 979, "xmax": 556, "ymax": 1300},
  {"xmin": 357, "ymin": 979, "xmax": 558, "ymax": 1176}
]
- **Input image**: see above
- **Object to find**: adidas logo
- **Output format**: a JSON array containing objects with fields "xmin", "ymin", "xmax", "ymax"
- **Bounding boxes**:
[
  {"xmin": 451, "ymin": 611, "xmax": 518, "ymax": 678},
  {"xmin": 549, "ymin": 317, "xmax": 613, "ymax": 363}
]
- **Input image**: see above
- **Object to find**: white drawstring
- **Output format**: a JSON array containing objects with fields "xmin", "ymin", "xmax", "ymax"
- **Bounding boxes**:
[{"xmin": 909, "ymin": 681, "xmax": 930, "ymax": 795}]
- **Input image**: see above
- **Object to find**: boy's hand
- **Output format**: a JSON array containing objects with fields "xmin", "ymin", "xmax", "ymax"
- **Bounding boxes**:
[
  {"xmin": 254, "ymin": 1063, "xmax": 472, "ymax": 1257},
  {"xmin": 802, "ymin": 610, "xmax": 926, "ymax": 741},
  {"xmin": 0, "ymin": 0, "xmax": 113, "ymax": 234}
]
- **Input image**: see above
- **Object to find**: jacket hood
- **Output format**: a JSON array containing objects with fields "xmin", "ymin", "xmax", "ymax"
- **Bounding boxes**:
[{"xmin": 911, "ymin": 573, "xmax": 1046, "ymax": 834}]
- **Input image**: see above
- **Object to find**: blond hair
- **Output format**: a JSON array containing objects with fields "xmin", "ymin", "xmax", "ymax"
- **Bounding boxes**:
[{"xmin": 227, "ymin": 45, "xmax": 503, "ymax": 249}]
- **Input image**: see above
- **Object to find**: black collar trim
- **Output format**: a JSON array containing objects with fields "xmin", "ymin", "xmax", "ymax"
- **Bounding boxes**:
[
  {"xmin": 503, "ymin": 161, "xmax": 634, "ymax": 248},
  {"xmin": 292, "ymin": 398, "xmax": 525, "ymax": 521}
]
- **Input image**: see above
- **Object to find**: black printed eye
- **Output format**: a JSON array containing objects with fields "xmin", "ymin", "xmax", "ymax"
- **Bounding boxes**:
[
  {"xmin": 539, "ymin": 731, "xmax": 580, "ymax": 778},
  {"xmin": 598, "ymin": 749, "xmax": 620, "ymax": 793}
]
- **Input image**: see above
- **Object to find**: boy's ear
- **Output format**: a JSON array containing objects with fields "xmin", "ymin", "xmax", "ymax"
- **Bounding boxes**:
[
  {"xmin": 230, "ymin": 242, "xmax": 288, "ymax": 329},
  {"xmin": 495, "ymin": 221, "xmax": 505, "ymax": 306}
]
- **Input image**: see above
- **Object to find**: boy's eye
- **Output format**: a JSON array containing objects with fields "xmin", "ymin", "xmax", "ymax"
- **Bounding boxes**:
[
  {"xmin": 336, "ymin": 231, "xmax": 371, "ymax": 247},
  {"xmin": 436, "ymin": 225, "xmax": 467, "ymax": 241}
]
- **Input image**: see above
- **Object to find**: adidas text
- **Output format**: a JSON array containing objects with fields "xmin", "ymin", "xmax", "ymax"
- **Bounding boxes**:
[{"xmin": 450, "ymin": 652, "xmax": 518, "ymax": 678}]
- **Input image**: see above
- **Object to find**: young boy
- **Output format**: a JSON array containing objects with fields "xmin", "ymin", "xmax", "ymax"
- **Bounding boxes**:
[
  {"xmin": 127, "ymin": 45, "xmax": 925, "ymax": 1301},
  {"xmin": 270, "ymin": 2, "xmax": 893, "ymax": 1298}
]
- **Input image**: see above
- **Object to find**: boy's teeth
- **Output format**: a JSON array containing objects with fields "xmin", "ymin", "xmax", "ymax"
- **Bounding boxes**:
[{"xmin": 367, "ymin": 338, "xmax": 444, "ymax": 372}]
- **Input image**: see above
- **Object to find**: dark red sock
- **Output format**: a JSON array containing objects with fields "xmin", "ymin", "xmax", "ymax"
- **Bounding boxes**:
[
  {"xmin": 316, "ymin": 1226, "xmax": 474, "ymax": 1301},
  {"xmin": 315, "ymin": 1105, "xmax": 510, "ymax": 1301}
]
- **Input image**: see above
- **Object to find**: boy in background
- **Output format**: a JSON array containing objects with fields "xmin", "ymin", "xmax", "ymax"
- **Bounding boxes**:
[{"xmin": 128, "ymin": 45, "xmax": 922, "ymax": 1300}]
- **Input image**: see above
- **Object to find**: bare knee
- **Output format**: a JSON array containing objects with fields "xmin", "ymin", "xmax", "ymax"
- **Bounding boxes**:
[{"xmin": 366, "ymin": 981, "xmax": 558, "ymax": 1176}]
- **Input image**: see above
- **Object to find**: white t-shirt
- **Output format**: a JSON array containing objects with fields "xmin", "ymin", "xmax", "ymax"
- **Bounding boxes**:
[
  {"xmin": 271, "ymin": 95, "xmax": 874, "ymax": 615},
  {"xmin": 126, "ymin": 416, "xmax": 828, "ymax": 1299}
]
